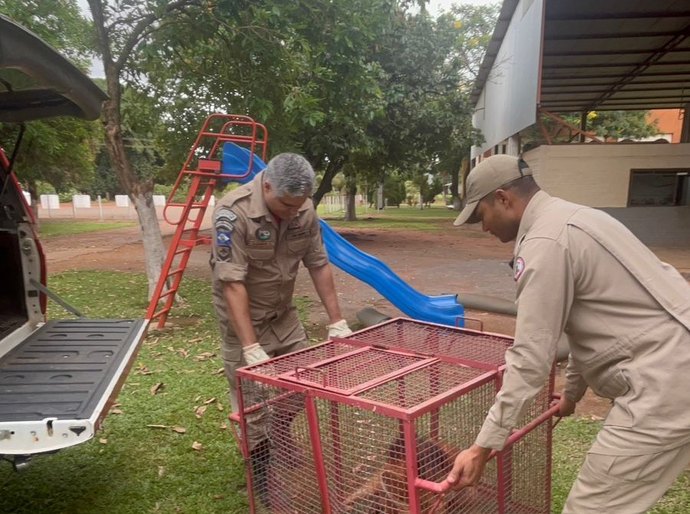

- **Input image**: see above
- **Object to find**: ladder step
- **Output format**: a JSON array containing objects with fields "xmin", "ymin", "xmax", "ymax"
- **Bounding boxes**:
[
  {"xmin": 151, "ymin": 306, "xmax": 171, "ymax": 319},
  {"xmin": 198, "ymin": 159, "xmax": 221, "ymax": 172},
  {"xmin": 176, "ymin": 240, "xmax": 198, "ymax": 249}
]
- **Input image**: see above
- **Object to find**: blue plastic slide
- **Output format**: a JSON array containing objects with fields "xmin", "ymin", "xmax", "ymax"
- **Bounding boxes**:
[
  {"xmin": 319, "ymin": 220, "xmax": 465, "ymax": 325},
  {"xmin": 220, "ymin": 142, "xmax": 465, "ymax": 326}
]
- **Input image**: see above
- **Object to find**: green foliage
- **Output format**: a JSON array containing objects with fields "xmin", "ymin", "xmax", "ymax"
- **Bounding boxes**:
[
  {"xmin": 0, "ymin": 116, "xmax": 102, "ymax": 196},
  {"xmin": 421, "ymin": 174, "xmax": 443, "ymax": 205},
  {"xmin": 587, "ymin": 110, "xmax": 659, "ymax": 140},
  {"xmin": 0, "ymin": 2, "xmax": 103, "ymax": 197},
  {"xmin": 523, "ymin": 110, "xmax": 660, "ymax": 145},
  {"xmin": 352, "ymin": 4, "xmax": 494, "ymax": 204},
  {"xmin": 384, "ymin": 173, "xmax": 407, "ymax": 207},
  {"xmin": 1, "ymin": 0, "xmax": 497, "ymax": 219}
]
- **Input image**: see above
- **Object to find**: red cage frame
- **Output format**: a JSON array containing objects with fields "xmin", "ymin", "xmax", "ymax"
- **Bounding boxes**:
[{"xmin": 232, "ymin": 318, "xmax": 557, "ymax": 513}]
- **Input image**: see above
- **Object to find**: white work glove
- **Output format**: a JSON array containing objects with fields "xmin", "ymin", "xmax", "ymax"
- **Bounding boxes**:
[
  {"xmin": 243, "ymin": 343, "xmax": 270, "ymax": 366},
  {"xmin": 327, "ymin": 319, "xmax": 353, "ymax": 339}
]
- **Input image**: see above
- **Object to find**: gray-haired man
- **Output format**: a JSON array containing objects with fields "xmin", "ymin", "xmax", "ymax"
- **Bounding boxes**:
[{"xmin": 210, "ymin": 153, "xmax": 351, "ymax": 502}]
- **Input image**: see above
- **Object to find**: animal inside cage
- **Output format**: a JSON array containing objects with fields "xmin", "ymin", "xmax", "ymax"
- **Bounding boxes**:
[{"xmin": 232, "ymin": 318, "xmax": 557, "ymax": 513}]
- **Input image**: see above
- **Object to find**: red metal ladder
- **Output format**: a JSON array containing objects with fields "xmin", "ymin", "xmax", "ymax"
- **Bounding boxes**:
[{"xmin": 146, "ymin": 114, "xmax": 268, "ymax": 329}]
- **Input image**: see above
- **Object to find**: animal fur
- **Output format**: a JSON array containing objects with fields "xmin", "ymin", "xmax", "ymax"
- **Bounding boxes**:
[{"xmin": 342, "ymin": 436, "xmax": 458, "ymax": 513}]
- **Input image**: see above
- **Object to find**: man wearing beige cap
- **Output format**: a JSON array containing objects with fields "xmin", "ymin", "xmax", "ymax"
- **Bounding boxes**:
[{"xmin": 447, "ymin": 154, "xmax": 690, "ymax": 512}]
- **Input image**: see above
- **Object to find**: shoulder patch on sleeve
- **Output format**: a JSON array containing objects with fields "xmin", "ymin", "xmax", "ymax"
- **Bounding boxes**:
[
  {"xmin": 214, "ymin": 207, "xmax": 237, "ymax": 234},
  {"xmin": 513, "ymin": 257, "xmax": 526, "ymax": 281}
]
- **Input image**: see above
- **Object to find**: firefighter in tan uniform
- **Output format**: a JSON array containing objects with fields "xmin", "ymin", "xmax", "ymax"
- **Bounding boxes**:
[
  {"xmin": 210, "ymin": 153, "xmax": 351, "ymax": 504},
  {"xmin": 448, "ymin": 155, "xmax": 690, "ymax": 513}
]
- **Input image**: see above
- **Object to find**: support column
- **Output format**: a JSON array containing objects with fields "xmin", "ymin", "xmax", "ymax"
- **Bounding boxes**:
[
  {"xmin": 507, "ymin": 135, "xmax": 520, "ymax": 156},
  {"xmin": 681, "ymin": 104, "xmax": 689, "ymax": 143},
  {"xmin": 579, "ymin": 112, "xmax": 588, "ymax": 143}
]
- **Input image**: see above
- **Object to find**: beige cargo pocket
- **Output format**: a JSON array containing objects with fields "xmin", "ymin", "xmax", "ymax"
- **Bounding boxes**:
[
  {"xmin": 246, "ymin": 246, "xmax": 274, "ymax": 263},
  {"xmin": 287, "ymin": 238, "xmax": 310, "ymax": 254},
  {"xmin": 591, "ymin": 367, "xmax": 630, "ymax": 400}
]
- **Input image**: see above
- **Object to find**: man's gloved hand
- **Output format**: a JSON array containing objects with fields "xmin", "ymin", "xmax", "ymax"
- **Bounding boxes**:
[
  {"xmin": 327, "ymin": 319, "xmax": 353, "ymax": 339},
  {"xmin": 243, "ymin": 343, "xmax": 270, "ymax": 366}
]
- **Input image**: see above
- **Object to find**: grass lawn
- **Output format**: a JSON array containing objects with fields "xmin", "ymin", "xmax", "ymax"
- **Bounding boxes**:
[
  {"xmin": 319, "ymin": 203, "xmax": 457, "ymax": 231},
  {"xmin": 39, "ymin": 220, "xmax": 137, "ymax": 237},
  {"xmin": 1, "ymin": 270, "xmax": 688, "ymax": 513}
]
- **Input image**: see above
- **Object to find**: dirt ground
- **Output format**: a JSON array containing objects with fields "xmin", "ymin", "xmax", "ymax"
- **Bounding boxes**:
[{"xmin": 42, "ymin": 212, "xmax": 690, "ymax": 420}]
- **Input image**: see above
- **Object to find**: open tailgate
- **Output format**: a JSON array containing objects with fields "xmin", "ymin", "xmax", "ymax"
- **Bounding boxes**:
[{"xmin": 0, "ymin": 318, "xmax": 147, "ymax": 455}]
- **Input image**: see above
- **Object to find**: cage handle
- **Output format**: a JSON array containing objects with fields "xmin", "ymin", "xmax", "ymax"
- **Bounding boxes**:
[
  {"xmin": 293, "ymin": 366, "xmax": 328, "ymax": 387},
  {"xmin": 417, "ymin": 403, "xmax": 562, "ymax": 506},
  {"xmin": 455, "ymin": 316, "xmax": 484, "ymax": 332}
]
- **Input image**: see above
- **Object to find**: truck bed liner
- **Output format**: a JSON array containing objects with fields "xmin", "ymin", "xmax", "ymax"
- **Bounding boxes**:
[{"xmin": 0, "ymin": 319, "xmax": 146, "ymax": 423}]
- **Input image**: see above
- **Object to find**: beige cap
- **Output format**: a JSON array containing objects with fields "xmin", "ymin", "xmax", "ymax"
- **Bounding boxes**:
[{"xmin": 453, "ymin": 155, "xmax": 532, "ymax": 226}]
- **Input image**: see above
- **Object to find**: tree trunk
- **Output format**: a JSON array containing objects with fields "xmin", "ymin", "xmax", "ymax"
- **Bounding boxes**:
[
  {"xmin": 131, "ymin": 192, "xmax": 167, "ymax": 298},
  {"xmin": 97, "ymin": 39, "xmax": 167, "ymax": 300},
  {"xmin": 27, "ymin": 181, "xmax": 40, "ymax": 230},
  {"xmin": 451, "ymin": 155, "xmax": 469, "ymax": 211},
  {"xmin": 313, "ymin": 157, "xmax": 346, "ymax": 206},
  {"xmin": 344, "ymin": 174, "xmax": 357, "ymax": 221}
]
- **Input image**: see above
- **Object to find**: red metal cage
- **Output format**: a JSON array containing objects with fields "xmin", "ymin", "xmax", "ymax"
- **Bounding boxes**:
[{"xmin": 232, "ymin": 318, "xmax": 556, "ymax": 513}]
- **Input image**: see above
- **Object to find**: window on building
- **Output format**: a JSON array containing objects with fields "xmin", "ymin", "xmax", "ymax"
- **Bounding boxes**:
[{"xmin": 628, "ymin": 170, "xmax": 689, "ymax": 207}]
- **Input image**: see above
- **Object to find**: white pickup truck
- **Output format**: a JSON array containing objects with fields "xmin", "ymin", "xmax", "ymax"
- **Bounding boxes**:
[{"xmin": 0, "ymin": 14, "xmax": 146, "ymax": 469}]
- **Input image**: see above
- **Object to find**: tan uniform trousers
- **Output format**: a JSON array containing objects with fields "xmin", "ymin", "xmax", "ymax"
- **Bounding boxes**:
[
  {"xmin": 223, "ymin": 337, "xmax": 307, "ymax": 453},
  {"xmin": 213, "ymin": 284, "xmax": 308, "ymax": 452},
  {"xmin": 563, "ymin": 439, "xmax": 690, "ymax": 513}
]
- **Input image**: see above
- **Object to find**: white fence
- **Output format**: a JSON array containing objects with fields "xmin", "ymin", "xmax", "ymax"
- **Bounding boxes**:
[
  {"xmin": 321, "ymin": 193, "xmax": 366, "ymax": 214},
  {"xmin": 40, "ymin": 194, "xmax": 60, "ymax": 210},
  {"xmin": 33, "ymin": 193, "xmax": 218, "ymax": 224}
]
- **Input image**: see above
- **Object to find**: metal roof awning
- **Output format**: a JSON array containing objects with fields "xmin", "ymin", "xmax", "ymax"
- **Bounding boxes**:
[{"xmin": 471, "ymin": 0, "xmax": 690, "ymax": 114}]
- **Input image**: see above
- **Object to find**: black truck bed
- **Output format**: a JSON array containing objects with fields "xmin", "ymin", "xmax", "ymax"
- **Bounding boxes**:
[{"xmin": 0, "ymin": 319, "xmax": 146, "ymax": 422}]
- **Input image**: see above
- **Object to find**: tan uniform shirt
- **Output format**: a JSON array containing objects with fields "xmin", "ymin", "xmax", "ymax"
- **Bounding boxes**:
[
  {"xmin": 476, "ymin": 191, "xmax": 690, "ymax": 454},
  {"xmin": 210, "ymin": 171, "xmax": 329, "ymax": 360}
]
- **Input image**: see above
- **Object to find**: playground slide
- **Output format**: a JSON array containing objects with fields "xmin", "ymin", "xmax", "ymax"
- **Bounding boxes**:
[
  {"xmin": 221, "ymin": 142, "xmax": 466, "ymax": 326},
  {"xmin": 319, "ymin": 220, "xmax": 465, "ymax": 326}
]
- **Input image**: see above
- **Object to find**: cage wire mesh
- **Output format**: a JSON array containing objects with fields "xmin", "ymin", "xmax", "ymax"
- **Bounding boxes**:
[{"xmin": 236, "ymin": 318, "xmax": 554, "ymax": 513}]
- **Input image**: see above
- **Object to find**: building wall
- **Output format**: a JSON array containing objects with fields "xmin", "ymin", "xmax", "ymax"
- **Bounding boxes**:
[
  {"xmin": 522, "ymin": 143, "xmax": 690, "ymax": 207},
  {"xmin": 647, "ymin": 109, "xmax": 684, "ymax": 143}
]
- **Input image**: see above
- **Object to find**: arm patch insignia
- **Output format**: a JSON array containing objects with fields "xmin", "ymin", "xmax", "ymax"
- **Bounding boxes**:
[
  {"xmin": 216, "ymin": 230, "xmax": 233, "ymax": 248},
  {"xmin": 214, "ymin": 207, "xmax": 237, "ymax": 234}
]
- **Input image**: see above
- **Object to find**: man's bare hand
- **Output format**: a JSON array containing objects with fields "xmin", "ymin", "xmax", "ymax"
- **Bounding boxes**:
[
  {"xmin": 552, "ymin": 394, "xmax": 576, "ymax": 417},
  {"xmin": 446, "ymin": 444, "xmax": 491, "ymax": 489}
]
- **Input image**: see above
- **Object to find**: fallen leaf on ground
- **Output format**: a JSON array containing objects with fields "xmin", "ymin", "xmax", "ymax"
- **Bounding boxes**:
[
  {"xmin": 195, "ymin": 405, "xmax": 207, "ymax": 418},
  {"xmin": 192, "ymin": 441, "xmax": 203, "ymax": 451},
  {"xmin": 172, "ymin": 426, "xmax": 187, "ymax": 434},
  {"xmin": 150, "ymin": 382, "xmax": 164, "ymax": 395},
  {"xmin": 99, "ymin": 438, "xmax": 108, "ymax": 444},
  {"xmin": 203, "ymin": 397, "xmax": 216, "ymax": 405},
  {"xmin": 146, "ymin": 424, "xmax": 168, "ymax": 429},
  {"xmin": 110, "ymin": 408, "xmax": 123, "ymax": 415}
]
